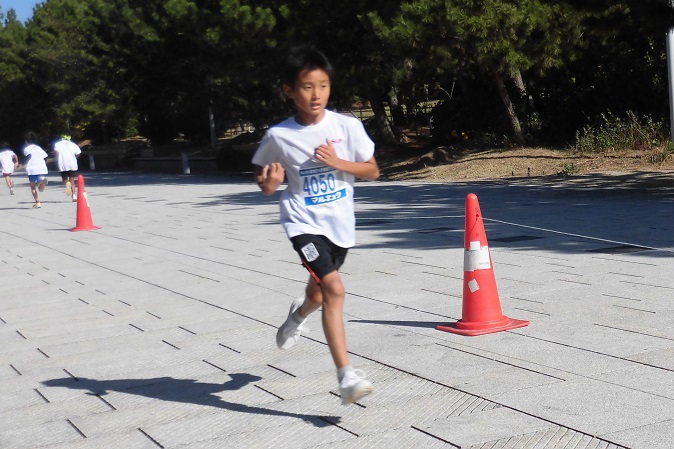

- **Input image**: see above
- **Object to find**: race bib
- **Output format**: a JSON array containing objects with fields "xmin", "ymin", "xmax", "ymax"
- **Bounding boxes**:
[
  {"xmin": 299, "ymin": 165, "xmax": 347, "ymax": 206},
  {"xmin": 301, "ymin": 243, "xmax": 320, "ymax": 262}
]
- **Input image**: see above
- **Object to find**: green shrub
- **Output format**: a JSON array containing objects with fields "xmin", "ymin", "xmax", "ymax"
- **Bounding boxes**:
[
  {"xmin": 573, "ymin": 111, "xmax": 669, "ymax": 153},
  {"xmin": 557, "ymin": 163, "xmax": 579, "ymax": 176},
  {"xmin": 648, "ymin": 141, "xmax": 674, "ymax": 163}
]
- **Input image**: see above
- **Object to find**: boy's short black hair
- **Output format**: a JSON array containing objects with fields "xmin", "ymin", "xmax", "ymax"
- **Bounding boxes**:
[
  {"xmin": 281, "ymin": 46, "xmax": 333, "ymax": 88},
  {"xmin": 25, "ymin": 131, "xmax": 38, "ymax": 144}
]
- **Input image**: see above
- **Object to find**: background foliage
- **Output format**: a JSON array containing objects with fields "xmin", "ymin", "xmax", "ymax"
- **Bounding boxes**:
[{"xmin": 0, "ymin": 0, "xmax": 672, "ymax": 151}]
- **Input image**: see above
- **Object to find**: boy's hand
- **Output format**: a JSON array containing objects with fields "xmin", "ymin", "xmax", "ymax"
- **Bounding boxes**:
[
  {"xmin": 262, "ymin": 162, "xmax": 285, "ymax": 183},
  {"xmin": 315, "ymin": 138, "xmax": 380, "ymax": 181},
  {"xmin": 256, "ymin": 163, "xmax": 285, "ymax": 195},
  {"xmin": 314, "ymin": 139, "xmax": 340, "ymax": 169}
]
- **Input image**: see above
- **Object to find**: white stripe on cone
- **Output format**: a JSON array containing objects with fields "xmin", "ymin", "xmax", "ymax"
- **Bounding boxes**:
[{"xmin": 464, "ymin": 240, "xmax": 491, "ymax": 272}]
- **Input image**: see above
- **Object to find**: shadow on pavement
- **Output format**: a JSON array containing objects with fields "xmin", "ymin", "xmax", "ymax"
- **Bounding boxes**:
[
  {"xmin": 42, "ymin": 373, "xmax": 340, "ymax": 427},
  {"xmin": 73, "ymin": 171, "xmax": 674, "ymax": 256},
  {"xmin": 348, "ymin": 319, "xmax": 448, "ymax": 329}
]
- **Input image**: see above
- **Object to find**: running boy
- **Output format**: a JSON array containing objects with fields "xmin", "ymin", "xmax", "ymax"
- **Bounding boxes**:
[
  {"xmin": 53, "ymin": 133, "xmax": 82, "ymax": 201},
  {"xmin": 252, "ymin": 47, "xmax": 380, "ymax": 405},
  {"xmin": 23, "ymin": 132, "xmax": 49, "ymax": 208},
  {"xmin": 0, "ymin": 142, "xmax": 19, "ymax": 195}
]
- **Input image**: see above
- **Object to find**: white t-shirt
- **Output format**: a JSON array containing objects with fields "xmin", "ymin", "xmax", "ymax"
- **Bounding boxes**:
[
  {"xmin": 53, "ymin": 139, "xmax": 82, "ymax": 171},
  {"xmin": 23, "ymin": 144, "xmax": 49, "ymax": 176},
  {"xmin": 252, "ymin": 110, "xmax": 375, "ymax": 248},
  {"xmin": 0, "ymin": 149, "xmax": 17, "ymax": 174}
]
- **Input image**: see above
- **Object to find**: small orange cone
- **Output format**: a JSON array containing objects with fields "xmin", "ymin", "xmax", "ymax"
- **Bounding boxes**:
[
  {"xmin": 71, "ymin": 175, "xmax": 100, "ymax": 232},
  {"xmin": 437, "ymin": 193, "xmax": 529, "ymax": 336}
]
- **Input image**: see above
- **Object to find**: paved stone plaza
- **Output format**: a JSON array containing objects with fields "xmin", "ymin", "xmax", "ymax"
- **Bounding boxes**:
[{"xmin": 1, "ymin": 170, "xmax": 673, "ymax": 448}]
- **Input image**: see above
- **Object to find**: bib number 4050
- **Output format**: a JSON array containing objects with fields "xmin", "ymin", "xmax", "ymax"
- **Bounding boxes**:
[{"xmin": 303, "ymin": 173, "xmax": 336, "ymax": 195}]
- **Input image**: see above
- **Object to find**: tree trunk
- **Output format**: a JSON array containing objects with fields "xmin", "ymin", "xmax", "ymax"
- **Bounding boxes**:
[
  {"xmin": 387, "ymin": 88, "xmax": 407, "ymax": 126},
  {"xmin": 513, "ymin": 70, "xmax": 527, "ymax": 100},
  {"xmin": 513, "ymin": 69, "xmax": 535, "ymax": 113},
  {"xmin": 494, "ymin": 71, "xmax": 525, "ymax": 146},
  {"xmin": 369, "ymin": 97, "xmax": 397, "ymax": 144}
]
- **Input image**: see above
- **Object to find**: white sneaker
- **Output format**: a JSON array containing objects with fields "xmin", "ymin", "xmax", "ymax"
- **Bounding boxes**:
[
  {"xmin": 65, "ymin": 181, "xmax": 72, "ymax": 197},
  {"xmin": 38, "ymin": 177, "xmax": 48, "ymax": 192},
  {"xmin": 276, "ymin": 297, "xmax": 307, "ymax": 350},
  {"xmin": 339, "ymin": 369, "xmax": 374, "ymax": 405}
]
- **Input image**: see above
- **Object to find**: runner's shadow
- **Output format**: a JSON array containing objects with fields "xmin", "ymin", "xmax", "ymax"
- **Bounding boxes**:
[{"xmin": 42, "ymin": 373, "xmax": 339, "ymax": 427}]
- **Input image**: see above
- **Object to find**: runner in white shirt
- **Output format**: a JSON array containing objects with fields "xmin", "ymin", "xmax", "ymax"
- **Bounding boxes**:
[
  {"xmin": 252, "ymin": 47, "xmax": 380, "ymax": 405},
  {"xmin": 53, "ymin": 134, "xmax": 82, "ymax": 201},
  {"xmin": 23, "ymin": 131, "xmax": 49, "ymax": 208},
  {"xmin": 254, "ymin": 110, "xmax": 373, "ymax": 248},
  {"xmin": 0, "ymin": 142, "xmax": 19, "ymax": 195}
]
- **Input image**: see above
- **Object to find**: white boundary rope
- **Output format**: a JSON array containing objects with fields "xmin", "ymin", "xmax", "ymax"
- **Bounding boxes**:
[
  {"xmin": 358, "ymin": 214, "xmax": 673, "ymax": 253},
  {"xmin": 484, "ymin": 218, "xmax": 673, "ymax": 253}
]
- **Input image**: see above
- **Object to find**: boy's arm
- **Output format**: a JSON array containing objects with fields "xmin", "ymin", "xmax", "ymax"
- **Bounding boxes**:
[
  {"xmin": 255, "ymin": 163, "xmax": 285, "ymax": 195},
  {"xmin": 314, "ymin": 139, "xmax": 380, "ymax": 181}
]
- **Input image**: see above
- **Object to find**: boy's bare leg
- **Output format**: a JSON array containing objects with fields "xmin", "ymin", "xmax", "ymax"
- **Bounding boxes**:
[
  {"xmin": 30, "ymin": 182, "xmax": 39, "ymax": 202},
  {"xmin": 316, "ymin": 271, "xmax": 350, "ymax": 368},
  {"xmin": 70, "ymin": 177, "xmax": 78, "ymax": 200},
  {"xmin": 4, "ymin": 175, "xmax": 11, "ymax": 188},
  {"xmin": 292, "ymin": 271, "xmax": 372, "ymax": 404},
  {"xmin": 301, "ymin": 277, "xmax": 323, "ymax": 317}
]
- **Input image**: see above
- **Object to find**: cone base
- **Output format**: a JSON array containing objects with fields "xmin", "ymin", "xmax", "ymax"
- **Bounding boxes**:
[
  {"xmin": 437, "ymin": 317, "xmax": 529, "ymax": 336},
  {"xmin": 70, "ymin": 225, "xmax": 101, "ymax": 232}
]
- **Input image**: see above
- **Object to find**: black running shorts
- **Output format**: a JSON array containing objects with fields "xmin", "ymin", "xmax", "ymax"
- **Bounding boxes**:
[
  {"xmin": 60, "ymin": 170, "xmax": 78, "ymax": 181},
  {"xmin": 290, "ymin": 234, "xmax": 348, "ymax": 283}
]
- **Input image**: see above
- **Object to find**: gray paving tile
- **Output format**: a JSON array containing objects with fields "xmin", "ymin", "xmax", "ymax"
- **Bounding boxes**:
[
  {"xmin": 0, "ymin": 419, "xmax": 82, "ymax": 448},
  {"xmin": 415, "ymin": 407, "xmax": 556, "ymax": 447},
  {"xmin": 41, "ymin": 429, "xmax": 160, "ymax": 449},
  {"xmin": 495, "ymin": 377, "xmax": 674, "ymax": 436},
  {"xmin": 603, "ymin": 419, "xmax": 674, "ymax": 449},
  {"xmin": 2, "ymin": 172, "xmax": 673, "ymax": 449}
]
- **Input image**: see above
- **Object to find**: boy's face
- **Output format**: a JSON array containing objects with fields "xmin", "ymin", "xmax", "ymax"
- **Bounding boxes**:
[{"xmin": 283, "ymin": 68, "xmax": 330, "ymax": 126}]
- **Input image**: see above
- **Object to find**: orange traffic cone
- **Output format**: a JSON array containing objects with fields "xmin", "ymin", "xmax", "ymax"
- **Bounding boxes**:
[
  {"xmin": 71, "ymin": 175, "xmax": 101, "ymax": 232},
  {"xmin": 437, "ymin": 193, "xmax": 529, "ymax": 336}
]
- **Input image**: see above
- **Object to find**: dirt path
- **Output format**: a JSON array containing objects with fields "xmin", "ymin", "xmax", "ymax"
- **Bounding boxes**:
[{"xmin": 379, "ymin": 146, "xmax": 674, "ymax": 182}]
